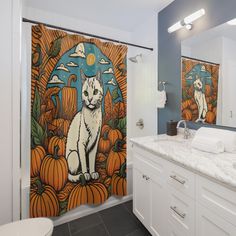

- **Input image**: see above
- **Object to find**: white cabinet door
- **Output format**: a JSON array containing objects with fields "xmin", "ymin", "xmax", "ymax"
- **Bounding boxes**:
[
  {"xmin": 149, "ymin": 174, "xmax": 166, "ymax": 236},
  {"xmin": 196, "ymin": 204, "xmax": 236, "ymax": 236},
  {"xmin": 133, "ymin": 167, "xmax": 150, "ymax": 225}
]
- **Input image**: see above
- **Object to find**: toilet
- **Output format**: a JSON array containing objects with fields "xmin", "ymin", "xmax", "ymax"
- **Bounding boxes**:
[{"xmin": 0, "ymin": 218, "xmax": 53, "ymax": 236}]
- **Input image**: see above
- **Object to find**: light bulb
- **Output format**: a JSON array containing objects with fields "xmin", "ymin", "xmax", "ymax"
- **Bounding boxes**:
[
  {"xmin": 168, "ymin": 21, "xmax": 183, "ymax": 33},
  {"xmin": 184, "ymin": 9, "xmax": 205, "ymax": 25},
  {"xmin": 227, "ymin": 18, "xmax": 236, "ymax": 25}
]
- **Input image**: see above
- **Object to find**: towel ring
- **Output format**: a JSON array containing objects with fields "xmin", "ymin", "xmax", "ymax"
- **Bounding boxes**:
[{"xmin": 159, "ymin": 81, "xmax": 166, "ymax": 91}]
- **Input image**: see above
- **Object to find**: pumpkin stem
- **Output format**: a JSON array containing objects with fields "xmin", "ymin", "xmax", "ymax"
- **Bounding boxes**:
[
  {"xmin": 31, "ymin": 135, "xmax": 36, "ymax": 149},
  {"xmin": 35, "ymin": 179, "xmax": 45, "ymax": 195},
  {"xmin": 53, "ymin": 145, "xmax": 60, "ymax": 159},
  {"xmin": 119, "ymin": 162, "xmax": 126, "ymax": 178},
  {"xmin": 110, "ymin": 119, "xmax": 119, "ymax": 129},
  {"xmin": 67, "ymin": 74, "xmax": 77, "ymax": 87},
  {"xmin": 58, "ymin": 130, "xmax": 64, "ymax": 138},
  {"xmin": 103, "ymin": 130, "xmax": 109, "ymax": 140},
  {"xmin": 113, "ymin": 139, "xmax": 125, "ymax": 153},
  {"xmin": 79, "ymin": 174, "xmax": 87, "ymax": 186}
]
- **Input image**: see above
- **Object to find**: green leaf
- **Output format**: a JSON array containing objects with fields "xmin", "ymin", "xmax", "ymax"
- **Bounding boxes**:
[
  {"xmin": 59, "ymin": 208, "xmax": 67, "ymax": 216},
  {"xmin": 59, "ymin": 200, "xmax": 68, "ymax": 209},
  {"xmin": 118, "ymin": 117, "xmax": 126, "ymax": 136},
  {"xmin": 32, "ymin": 87, "xmax": 41, "ymax": 121},
  {"xmin": 31, "ymin": 116, "xmax": 44, "ymax": 145},
  {"xmin": 32, "ymin": 44, "xmax": 42, "ymax": 67},
  {"xmin": 112, "ymin": 88, "xmax": 119, "ymax": 100},
  {"xmin": 211, "ymin": 100, "xmax": 217, "ymax": 107},
  {"xmin": 48, "ymin": 37, "xmax": 62, "ymax": 58}
]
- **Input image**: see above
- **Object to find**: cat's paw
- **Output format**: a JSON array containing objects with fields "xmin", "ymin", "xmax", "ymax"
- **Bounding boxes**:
[
  {"xmin": 91, "ymin": 172, "xmax": 99, "ymax": 180},
  {"xmin": 83, "ymin": 172, "xmax": 91, "ymax": 181}
]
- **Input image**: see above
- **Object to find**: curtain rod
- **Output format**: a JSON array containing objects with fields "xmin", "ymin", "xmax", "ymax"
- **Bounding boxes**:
[
  {"xmin": 22, "ymin": 18, "xmax": 154, "ymax": 51},
  {"xmin": 181, "ymin": 56, "xmax": 220, "ymax": 66}
]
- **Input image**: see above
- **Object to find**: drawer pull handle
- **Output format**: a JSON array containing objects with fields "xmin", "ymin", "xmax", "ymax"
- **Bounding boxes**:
[
  {"xmin": 170, "ymin": 206, "xmax": 186, "ymax": 219},
  {"xmin": 142, "ymin": 174, "xmax": 150, "ymax": 181},
  {"xmin": 170, "ymin": 175, "xmax": 186, "ymax": 185}
]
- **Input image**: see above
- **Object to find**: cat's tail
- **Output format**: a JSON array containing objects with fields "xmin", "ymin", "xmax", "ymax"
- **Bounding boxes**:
[{"xmin": 68, "ymin": 173, "xmax": 82, "ymax": 183}]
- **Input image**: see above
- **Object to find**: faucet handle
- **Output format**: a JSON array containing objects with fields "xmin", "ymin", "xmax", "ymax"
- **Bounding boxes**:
[{"xmin": 184, "ymin": 128, "xmax": 191, "ymax": 139}]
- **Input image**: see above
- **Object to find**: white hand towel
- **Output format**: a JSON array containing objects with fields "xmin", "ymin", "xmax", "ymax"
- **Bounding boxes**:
[
  {"xmin": 157, "ymin": 90, "xmax": 167, "ymax": 108},
  {"xmin": 195, "ymin": 127, "xmax": 236, "ymax": 152},
  {"xmin": 191, "ymin": 135, "xmax": 224, "ymax": 154}
]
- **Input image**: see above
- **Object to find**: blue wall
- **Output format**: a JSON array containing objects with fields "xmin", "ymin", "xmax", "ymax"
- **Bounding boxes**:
[{"xmin": 158, "ymin": 0, "xmax": 236, "ymax": 133}]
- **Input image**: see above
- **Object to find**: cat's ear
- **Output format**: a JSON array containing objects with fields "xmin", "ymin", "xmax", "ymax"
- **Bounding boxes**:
[
  {"xmin": 96, "ymin": 70, "xmax": 102, "ymax": 83},
  {"xmin": 80, "ymin": 69, "xmax": 86, "ymax": 83}
]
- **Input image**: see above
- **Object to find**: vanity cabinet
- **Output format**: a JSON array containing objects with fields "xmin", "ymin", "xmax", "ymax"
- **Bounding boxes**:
[
  {"xmin": 132, "ymin": 145, "xmax": 236, "ymax": 236},
  {"xmin": 133, "ymin": 152, "xmax": 167, "ymax": 236}
]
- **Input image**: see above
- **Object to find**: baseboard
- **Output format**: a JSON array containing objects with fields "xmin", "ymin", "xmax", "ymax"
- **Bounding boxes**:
[{"xmin": 53, "ymin": 194, "xmax": 133, "ymax": 226}]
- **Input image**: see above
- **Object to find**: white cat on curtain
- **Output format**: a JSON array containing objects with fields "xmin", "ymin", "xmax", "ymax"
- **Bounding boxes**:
[{"xmin": 66, "ymin": 70, "xmax": 103, "ymax": 182}]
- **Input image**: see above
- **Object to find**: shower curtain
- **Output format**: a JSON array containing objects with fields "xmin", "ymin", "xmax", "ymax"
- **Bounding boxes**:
[{"xmin": 30, "ymin": 24, "xmax": 127, "ymax": 217}]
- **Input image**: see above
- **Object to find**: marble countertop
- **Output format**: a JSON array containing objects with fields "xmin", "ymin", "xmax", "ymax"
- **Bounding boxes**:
[{"xmin": 130, "ymin": 133, "xmax": 236, "ymax": 189}]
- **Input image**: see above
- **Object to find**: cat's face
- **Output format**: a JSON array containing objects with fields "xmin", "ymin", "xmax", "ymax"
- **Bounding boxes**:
[{"xmin": 81, "ymin": 70, "xmax": 103, "ymax": 110}]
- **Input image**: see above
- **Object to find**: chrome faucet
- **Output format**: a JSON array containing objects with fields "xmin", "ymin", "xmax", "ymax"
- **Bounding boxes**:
[{"xmin": 176, "ymin": 120, "xmax": 190, "ymax": 139}]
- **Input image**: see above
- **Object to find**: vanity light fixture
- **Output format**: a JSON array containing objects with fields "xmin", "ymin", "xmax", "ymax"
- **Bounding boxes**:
[
  {"xmin": 227, "ymin": 18, "xmax": 236, "ymax": 25},
  {"xmin": 168, "ymin": 8, "xmax": 205, "ymax": 33}
]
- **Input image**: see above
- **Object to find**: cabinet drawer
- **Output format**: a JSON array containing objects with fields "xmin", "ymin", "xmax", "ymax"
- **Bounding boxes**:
[
  {"xmin": 196, "ymin": 203, "xmax": 236, "ymax": 236},
  {"xmin": 133, "ymin": 153, "xmax": 165, "ymax": 182},
  {"xmin": 196, "ymin": 175, "xmax": 236, "ymax": 227},
  {"xmin": 167, "ymin": 161, "xmax": 195, "ymax": 199},
  {"xmin": 167, "ymin": 187, "xmax": 195, "ymax": 236}
]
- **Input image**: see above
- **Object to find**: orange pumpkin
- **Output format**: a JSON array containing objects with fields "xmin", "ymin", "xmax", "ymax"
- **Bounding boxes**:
[
  {"xmin": 97, "ymin": 168, "xmax": 107, "ymax": 180},
  {"xmin": 30, "ymin": 180, "xmax": 59, "ymax": 217},
  {"xmin": 31, "ymin": 145, "xmax": 46, "ymax": 177},
  {"xmin": 190, "ymin": 103, "xmax": 197, "ymax": 111},
  {"xmin": 57, "ymin": 182, "xmax": 75, "ymax": 202},
  {"xmin": 111, "ymin": 163, "xmax": 127, "ymax": 196},
  {"xmin": 67, "ymin": 176, "xmax": 108, "ymax": 210},
  {"xmin": 106, "ymin": 139, "xmax": 126, "ymax": 176},
  {"xmin": 40, "ymin": 146, "xmax": 68, "ymax": 191},
  {"xmin": 61, "ymin": 74, "xmax": 78, "ymax": 120},
  {"xmin": 205, "ymin": 111, "xmax": 216, "ymax": 124},
  {"xmin": 96, "ymin": 153, "xmax": 107, "ymax": 162},
  {"xmin": 101, "ymin": 124, "xmax": 111, "ymax": 136},
  {"xmin": 182, "ymin": 109, "xmax": 192, "ymax": 121},
  {"xmin": 108, "ymin": 128, "xmax": 123, "ymax": 146},
  {"xmin": 104, "ymin": 177, "xmax": 112, "ymax": 188},
  {"xmin": 213, "ymin": 107, "xmax": 217, "ymax": 115},
  {"xmin": 181, "ymin": 99, "xmax": 192, "ymax": 110},
  {"xmin": 98, "ymin": 131, "xmax": 111, "ymax": 153},
  {"xmin": 52, "ymin": 118, "xmax": 71, "ymax": 136},
  {"xmin": 207, "ymin": 103, "xmax": 213, "ymax": 112},
  {"xmin": 48, "ymin": 135, "xmax": 66, "ymax": 156}
]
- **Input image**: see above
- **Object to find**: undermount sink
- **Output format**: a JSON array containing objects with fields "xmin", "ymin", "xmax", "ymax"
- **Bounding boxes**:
[{"xmin": 152, "ymin": 138, "xmax": 186, "ymax": 144}]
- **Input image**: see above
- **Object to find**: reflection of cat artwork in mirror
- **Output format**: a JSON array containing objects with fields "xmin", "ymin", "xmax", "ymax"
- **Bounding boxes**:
[{"xmin": 181, "ymin": 57, "xmax": 220, "ymax": 124}]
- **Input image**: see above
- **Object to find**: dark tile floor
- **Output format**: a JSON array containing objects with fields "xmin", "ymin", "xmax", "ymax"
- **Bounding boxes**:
[{"xmin": 53, "ymin": 201, "xmax": 151, "ymax": 236}]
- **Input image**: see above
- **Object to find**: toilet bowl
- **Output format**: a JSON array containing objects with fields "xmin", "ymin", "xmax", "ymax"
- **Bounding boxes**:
[{"xmin": 0, "ymin": 218, "xmax": 53, "ymax": 236}]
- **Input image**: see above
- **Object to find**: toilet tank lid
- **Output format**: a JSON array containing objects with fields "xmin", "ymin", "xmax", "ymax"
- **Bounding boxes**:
[{"xmin": 0, "ymin": 218, "xmax": 54, "ymax": 236}]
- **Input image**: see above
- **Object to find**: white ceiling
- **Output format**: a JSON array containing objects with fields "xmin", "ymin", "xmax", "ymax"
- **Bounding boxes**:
[{"xmin": 23, "ymin": 0, "xmax": 174, "ymax": 31}]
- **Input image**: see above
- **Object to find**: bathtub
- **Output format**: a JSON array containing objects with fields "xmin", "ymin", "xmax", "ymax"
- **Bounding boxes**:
[{"xmin": 21, "ymin": 162, "xmax": 133, "ymax": 226}]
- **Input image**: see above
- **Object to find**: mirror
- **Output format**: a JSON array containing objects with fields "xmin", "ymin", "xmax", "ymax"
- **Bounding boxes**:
[{"xmin": 181, "ymin": 19, "xmax": 236, "ymax": 128}]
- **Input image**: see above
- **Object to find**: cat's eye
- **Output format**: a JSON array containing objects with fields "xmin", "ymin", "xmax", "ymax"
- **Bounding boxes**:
[
  {"xmin": 84, "ymin": 91, "xmax": 89, "ymax": 96},
  {"xmin": 93, "ymin": 89, "xmax": 98, "ymax": 95}
]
